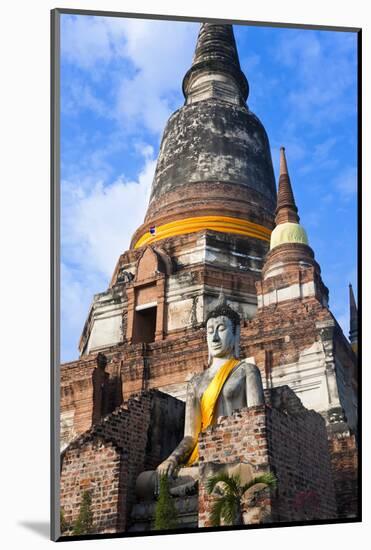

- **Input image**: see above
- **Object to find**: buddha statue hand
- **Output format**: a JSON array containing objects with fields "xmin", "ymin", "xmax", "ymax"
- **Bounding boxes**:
[{"xmin": 156, "ymin": 456, "xmax": 178, "ymax": 478}]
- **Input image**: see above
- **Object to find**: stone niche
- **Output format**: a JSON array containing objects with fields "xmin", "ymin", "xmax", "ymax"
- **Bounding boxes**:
[{"xmin": 198, "ymin": 386, "xmax": 338, "ymax": 527}]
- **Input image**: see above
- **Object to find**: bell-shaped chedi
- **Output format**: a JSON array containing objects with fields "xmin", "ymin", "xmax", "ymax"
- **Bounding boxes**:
[
  {"xmin": 78, "ymin": 23, "xmax": 279, "ymax": 364},
  {"xmin": 257, "ymin": 147, "xmax": 328, "ymax": 308},
  {"xmin": 131, "ymin": 23, "xmax": 276, "ymax": 250}
]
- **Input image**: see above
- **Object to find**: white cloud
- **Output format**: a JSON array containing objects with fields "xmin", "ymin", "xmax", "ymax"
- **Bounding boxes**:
[
  {"xmin": 278, "ymin": 32, "xmax": 321, "ymax": 68},
  {"xmin": 62, "ymin": 148, "xmax": 156, "ymax": 278},
  {"xmin": 241, "ymin": 52, "xmax": 260, "ymax": 72},
  {"xmin": 116, "ymin": 77, "xmax": 173, "ymax": 134},
  {"xmin": 61, "ymin": 80, "xmax": 111, "ymax": 118},
  {"xmin": 61, "ymin": 126, "xmax": 142, "ymax": 185},
  {"xmin": 61, "ymin": 149, "xmax": 156, "ymax": 361},
  {"xmin": 334, "ymin": 166, "xmax": 357, "ymax": 198},
  {"xmin": 115, "ymin": 20, "xmax": 198, "ymax": 133},
  {"xmin": 296, "ymin": 137, "xmax": 339, "ymax": 176},
  {"xmin": 267, "ymin": 31, "xmax": 356, "ymax": 190},
  {"xmin": 61, "ymin": 261, "xmax": 106, "ymax": 361},
  {"xmin": 120, "ymin": 19, "xmax": 197, "ymax": 88},
  {"xmin": 61, "ymin": 15, "xmax": 199, "ymax": 134},
  {"xmin": 275, "ymin": 31, "xmax": 357, "ymax": 126},
  {"xmin": 61, "ymin": 15, "xmax": 114, "ymax": 69},
  {"xmin": 313, "ymin": 137, "xmax": 337, "ymax": 163},
  {"xmin": 239, "ymin": 52, "xmax": 278, "ymax": 113},
  {"xmin": 60, "ymin": 14, "xmax": 199, "ymax": 359},
  {"xmin": 61, "ymin": 15, "xmax": 127, "ymax": 70}
]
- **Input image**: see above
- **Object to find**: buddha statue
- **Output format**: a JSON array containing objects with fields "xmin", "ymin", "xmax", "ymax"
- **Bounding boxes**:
[{"xmin": 136, "ymin": 294, "xmax": 265, "ymax": 500}]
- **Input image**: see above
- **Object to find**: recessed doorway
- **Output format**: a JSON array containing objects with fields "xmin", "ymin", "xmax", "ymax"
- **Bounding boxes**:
[{"xmin": 132, "ymin": 304, "xmax": 157, "ymax": 344}]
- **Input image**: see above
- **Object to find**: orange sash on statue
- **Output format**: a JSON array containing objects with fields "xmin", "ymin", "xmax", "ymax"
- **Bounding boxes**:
[{"xmin": 186, "ymin": 358, "xmax": 240, "ymax": 466}]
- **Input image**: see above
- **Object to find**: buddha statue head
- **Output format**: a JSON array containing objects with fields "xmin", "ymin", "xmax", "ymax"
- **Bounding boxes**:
[{"xmin": 205, "ymin": 293, "xmax": 241, "ymax": 365}]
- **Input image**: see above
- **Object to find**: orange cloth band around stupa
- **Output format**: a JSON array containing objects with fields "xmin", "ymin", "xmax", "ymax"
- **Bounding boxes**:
[{"xmin": 133, "ymin": 215, "xmax": 271, "ymax": 249}]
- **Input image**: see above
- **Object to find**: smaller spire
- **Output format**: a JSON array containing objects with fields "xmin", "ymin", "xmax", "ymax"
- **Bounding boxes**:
[
  {"xmin": 270, "ymin": 147, "xmax": 308, "ymax": 251},
  {"xmin": 349, "ymin": 283, "xmax": 358, "ymax": 351},
  {"xmin": 275, "ymin": 147, "xmax": 300, "ymax": 225},
  {"xmin": 279, "ymin": 145, "xmax": 289, "ymax": 175}
]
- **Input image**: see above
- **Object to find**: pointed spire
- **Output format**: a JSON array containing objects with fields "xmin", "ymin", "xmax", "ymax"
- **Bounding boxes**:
[
  {"xmin": 349, "ymin": 283, "xmax": 358, "ymax": 350},
  {"xmin": 182, "ymin": 23, "xmax": 249, "ymax": 105},
  {"xmin": 279, "ymin": 145, "xmax": 289, "ymax": 175},
  {"xmin": 192, "ymin": 23, "xmax": 242, "ymax": 70},
  {"xmin": 270, "ymin": 147, "xmax": 308, "ymax": 251},
  {"xmin": 275, "ymin": 147, "xmax": 300, "ymax": 225}
]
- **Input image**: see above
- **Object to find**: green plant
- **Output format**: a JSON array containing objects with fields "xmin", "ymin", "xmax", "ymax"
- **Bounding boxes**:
[
  {"xmin": 153, "ymin": 475, "xmax": 178, "ymax": 530},
  {"xmin": 205, "ymin": 471, "xmax": 277, "ymax": 526},
  {"xmin": 72, "ymin": 490, "xmax": 94, "ymax": 535}
]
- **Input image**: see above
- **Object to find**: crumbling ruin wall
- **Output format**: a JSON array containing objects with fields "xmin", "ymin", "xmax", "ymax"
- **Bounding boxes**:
[
  {"xmin": 198, "ymin": 390, "xmax": 337, "ymax": 527},
  {"xmin": 60, "ymin": 390, "xmax": 185, "ymax": 535}
]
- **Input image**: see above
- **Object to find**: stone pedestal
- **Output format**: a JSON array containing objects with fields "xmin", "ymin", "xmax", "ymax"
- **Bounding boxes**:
[{"xmin": 130, "ymin": 496, "xmax": 198, "ymax": 532}]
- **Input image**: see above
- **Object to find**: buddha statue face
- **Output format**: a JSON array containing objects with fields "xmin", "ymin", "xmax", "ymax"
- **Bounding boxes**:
[{"xmin": 206, "ymin": 315, "xmax": 236, "ymax": 360}]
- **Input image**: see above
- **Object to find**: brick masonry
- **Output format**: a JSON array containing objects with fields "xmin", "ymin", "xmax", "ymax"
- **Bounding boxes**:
[
  {"xmin": 60, "ymin": 287, "xmax": 358, "ymax": 524},
  {"xmin": 60, "ymin": 271, "xmax": 358, "ymax": 525},
  {"xmin": 61, "ymin": 294, "xmax": 356, "ymax": 434},
  {"xmin": 60, "ymin": 390, "xmax": 184, "ymax": 534},
  {"xmin": 60, "ymin": 440, "xmax": 125, "ymax": 534},
  {"xmin": 59, "ymin": 385, "xmax": 352, "ymax": 535},
  {"xmin": 198, "ymin": 389, "xmax": 337, "ymax": 527},
  {"xmin": 60, "ymin": 352, "xmax": 123, "ymax": 450},
  {"xmin": 327, "ymin": 424, "xmax": 358, "ymax": 519}
]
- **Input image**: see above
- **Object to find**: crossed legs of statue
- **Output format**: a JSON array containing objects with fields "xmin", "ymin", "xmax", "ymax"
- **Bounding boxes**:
[{"xmin": 135, "ymin": 462, "xmax": 257, "ymax": 501}]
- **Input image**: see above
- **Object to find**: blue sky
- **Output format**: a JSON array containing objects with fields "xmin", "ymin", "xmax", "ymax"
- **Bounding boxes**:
[{"xmin": 60, "ymin": 15, "xmax": 358, "ymax": 363}]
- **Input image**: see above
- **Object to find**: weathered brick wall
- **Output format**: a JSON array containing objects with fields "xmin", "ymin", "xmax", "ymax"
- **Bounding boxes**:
[
  {"xmin": 60, "ymin": 236, "xmax": 357, "ymax": 528},
  {"xmin": 60, "ymin": 358, "xmax": 97, "ymax": 441},
  {"xmin": 61, "ymin": 294, "xmax": 356, "ymax": 430},
  {"xmin": 241, "ymin": 297, "xmax": 331, "ymax": 376},
  {"xmin": 60, "ymin": 393, "xmax": 152, "ymax": 534},
  {"xmin": 60, "ymin": 353, "xmax": 123, "ymax": 448},
  {"xmin": 61, "ymin": 256, "xmax": 355, "ymax": 439},
  {"xmin": 60, "ymin": 440, "xmax": 126, "ymax": 534},
  {"xmin": 198, "ymin": 405, "xmax": 271, "ymax": 527},
  {"xmin": 198, "ymin": 398, "xmax": 337, "ymax": 527},
  {"xmin": 327, "ymin": 424, "xmax": 358, "ymax": 518},
  {"xmin": 60, "ymin": 390, "xmax": 185, "ymax": 535},
  {"xmin": 120, "ymin": 331, "xmax": 208, "ymax": 399},
  {"xmin": 267, "ymin": 406, "xmax": 337, "ymax": 522}
]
